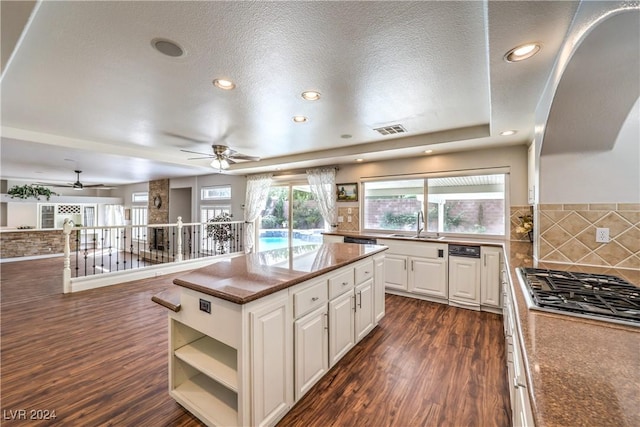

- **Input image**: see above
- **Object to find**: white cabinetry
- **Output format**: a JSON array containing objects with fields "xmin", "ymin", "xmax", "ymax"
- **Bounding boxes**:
[
  {"xmin": 480, "ymin": 246, "xmax": 502, "ymax": 313},
  {"xmin": 382, "ymin": 254, "xmax": 408, "ymax": 291},
  {"xmin": 328, "ymin": 290, "xmax": 355, "ymax": 366},
  {"xmin": 409, "ymin": 257, "xmax": 448, "ymax": 299},
  {"xmin": 166, "ymin": 251, "xmax": 386, "ymax": 426},
  {"xmin": 378, "ymin": 239, "xmax": 448, "ymax": 303},
  {"xmin": 292, "ymin": 279, "xmax": 328, "ymax": 400},
  {"xmin": 169, "ymin": 289, "xmax": 292, "ymax": 427},
  {"xmin": 503, "ymin": 273, "xmax": 535, "ymax": 427},
  {"xmin": 328, "ymin": 257, "xmax": 379, "ymax": 367},
  {"xmin": 449, "ymin": 256, "xmax": 481, "ymax": 310},
  {"xmin": 294, "ymin": 306, "xmax": 328, "ymax": 400},
  {"xmin": 373, "ymin": 254, "xmax": 385, "ymax": 323},
  {"xmin": 250, "ymin": 294, "xmax": 293, "ymax": 427}
]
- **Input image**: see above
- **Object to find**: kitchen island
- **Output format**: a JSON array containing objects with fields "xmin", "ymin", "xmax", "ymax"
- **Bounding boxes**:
[{"xmin": 153, "ymin": 242, "xmax": 387, "ymax": 427}]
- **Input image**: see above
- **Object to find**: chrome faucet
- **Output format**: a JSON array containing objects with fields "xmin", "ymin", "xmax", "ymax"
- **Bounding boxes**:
[{"xmin": 416, "ymin": 210, "xmax": 424, "ymax": 238}]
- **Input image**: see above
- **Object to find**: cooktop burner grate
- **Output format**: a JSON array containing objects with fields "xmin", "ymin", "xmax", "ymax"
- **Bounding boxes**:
[{"xmin": 520, "ymin": 268, "xmax": 640, "ymax": 325}]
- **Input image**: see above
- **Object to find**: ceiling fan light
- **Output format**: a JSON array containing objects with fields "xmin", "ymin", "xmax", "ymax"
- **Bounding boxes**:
[{"xmin": 210, "ymin": 158, "xmax": 230, "ymax": 170}]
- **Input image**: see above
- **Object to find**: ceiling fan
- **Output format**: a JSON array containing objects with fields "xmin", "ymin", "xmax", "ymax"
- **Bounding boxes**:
[
  {"xmin": 181, "ymin": 145, "xmax": 260, "ymax": 170},
  {"xmin": 38, "ymin": 170, "xmax": 112, "ymax": 190}
]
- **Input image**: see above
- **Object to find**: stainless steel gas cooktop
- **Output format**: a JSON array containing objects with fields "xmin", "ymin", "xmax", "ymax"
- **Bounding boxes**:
[{"xmin": 517, "ymin": 267, "xmax": 640, "ymax": 327}]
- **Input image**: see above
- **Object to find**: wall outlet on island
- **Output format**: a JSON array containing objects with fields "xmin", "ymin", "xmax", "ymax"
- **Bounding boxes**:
[{"xmin": 596, "ymin": 228, "xmax": 610, "ymax": 243}]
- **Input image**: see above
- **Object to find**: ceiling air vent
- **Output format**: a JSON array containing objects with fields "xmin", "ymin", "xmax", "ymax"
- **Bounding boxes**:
[{"xmin": 374, "ymin": 124, "xmax": 406, "ymax": 136}]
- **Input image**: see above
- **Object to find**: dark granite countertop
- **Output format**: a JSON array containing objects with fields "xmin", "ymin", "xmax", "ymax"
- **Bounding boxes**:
[
  {"xmin": 171, "ymin": 243, "xmax": 387, "ymax": 304},
  {"xmin": 506, "ymin": 241, "xmax": 639, "ymax": 427}
]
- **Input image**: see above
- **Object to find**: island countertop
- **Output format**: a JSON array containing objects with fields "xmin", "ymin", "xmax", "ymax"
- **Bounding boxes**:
[{"xmin": 172, "ymin": 242, "xmax": 388, "ymax": 304}]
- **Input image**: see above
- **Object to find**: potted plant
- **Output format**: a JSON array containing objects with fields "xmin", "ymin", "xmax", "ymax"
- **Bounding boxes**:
[
  {"xmin": 206, "ymin": 212, "xmax": 234, "ymax": 254},
  {"xmin": 7, "ymin": 184, "xmax": 58, "ymax": 200},
  {"xmin": 516, "ymin": 214, "xmax": 534, "ymax": 242}
]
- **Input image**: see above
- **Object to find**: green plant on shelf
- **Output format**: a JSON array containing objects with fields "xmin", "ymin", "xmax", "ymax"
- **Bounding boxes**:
[{"xmin": 7, "ymin": 184, "xmax": 59, "ymax": 201}]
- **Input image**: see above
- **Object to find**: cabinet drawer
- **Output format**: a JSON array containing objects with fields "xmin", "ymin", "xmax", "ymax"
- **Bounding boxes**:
[
  {"xmin": 175, "ymin": 288, "xmax": 242, "ymax": 349},
  {"xmin": 354, "ymin": 260, "xmax": 374, "ymax": 285},
  {"xmin": 293, "ymin": 279, "xmax": 328, "ymax": 318},
  {"xmin": 328, "ymin": 268, "xmax": 354, "ymax": 299}
]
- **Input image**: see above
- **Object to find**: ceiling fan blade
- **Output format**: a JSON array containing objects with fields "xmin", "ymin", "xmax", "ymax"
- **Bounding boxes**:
[
  {"xmin": 181, "ymin": 149, "xmax": 215, "ymax": 156},
  {"xmin": 83, "ymin": 184, "xmax": 114, "ymax": 189},
  {"xmin": 36, "ymin": 182, "xmax": 74, "ymax": 187},
  {"xmin": 229, "ymin": 153, "xmax": 261, "ymax": 161},
  {"xmin": 187, "ymin": 156, "xmax": 214, "ymax": 160}
]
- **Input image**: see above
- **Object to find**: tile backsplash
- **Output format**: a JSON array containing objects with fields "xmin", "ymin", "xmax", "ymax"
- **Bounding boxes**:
[
  {"xmin": 537, "ymin": 203, "xmax": 639, "ymax": 270},
  {"xmin": 337, "ymin": 207, "xmax": 359, "ymax": 233},
  {"xmin": 510, "ymin": 205, "xmax": 533, "ymax": 242}
]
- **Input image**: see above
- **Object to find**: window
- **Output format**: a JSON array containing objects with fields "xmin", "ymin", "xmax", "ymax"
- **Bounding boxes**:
[
  {"xmin": 258, "ymin": 183, "xmax": 324, "ymax": 251},
  {"xmin": 131, "ymin": 207, "xmax": 148, "ymax": 240},
  {"xmin": 201, "ymin": 206, "xmax": 231, "ymax": 222},
  {"xmin": 363, "ymin": 173, "xmax": 506, "ymax": 236},
  {"xmin": 201, "ymin": 185, "xmax": 231, "ymax": 201},
  {"xmin": 132, "ymin": 192, "xmax": 149, "ymax": 203}
]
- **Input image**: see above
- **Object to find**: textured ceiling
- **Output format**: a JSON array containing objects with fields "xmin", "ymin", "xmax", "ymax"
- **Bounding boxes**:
[{"xmin": 0, "ymin": 1, "xmax": 587, "ymax": 185}]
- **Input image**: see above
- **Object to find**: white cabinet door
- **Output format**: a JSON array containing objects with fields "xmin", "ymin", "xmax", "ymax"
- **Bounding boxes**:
[
  {"xmin": 481, "ymin": 246, "xmax": 502, "ymax": 308},
  {"xmin": 294, "ymin": 305, "xmax": 328, "ymax": 401},
  {"xmin": 384, "ymin": 254, "xmax": 408, "ymax": 291},
  {"xmin": 449, "ymin": 257, "xmax": 481, "ymax": 307},
  {"xmin": 328, "ymin": 290, "xmax": 355, "ymax": 367},
  {"xmin": 373, "ymin": 255, "xmax": 385, "ymax": 323},
  {"xmin": 250, "ymin": 294, "xmax": 292, "ymax": 427},
  {"xmin": 354, "ymin": 279, "xmax": 374, "ymax": 342},
  {"xmin": 409, "ymin": 257, "xmax": 448, "ymax": 299}
]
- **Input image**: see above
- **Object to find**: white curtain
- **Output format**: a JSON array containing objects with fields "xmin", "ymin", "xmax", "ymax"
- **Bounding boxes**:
[
  {"xmin": 244, "ymin": 173, "xmax": 273, "ymax": 253},
  {"xmin": 306, "ymin": 168, "xmax": 337, "ymax": 232}
]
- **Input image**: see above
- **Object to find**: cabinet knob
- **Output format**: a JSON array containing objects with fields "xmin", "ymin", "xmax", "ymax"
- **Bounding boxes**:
[
  {"xmin": 311, "ymin": 296, "xmax": 319, "ymax": 302},
  {"xmin": 342, "ymin": 281, "xmax": 349, "ymax": 286}
]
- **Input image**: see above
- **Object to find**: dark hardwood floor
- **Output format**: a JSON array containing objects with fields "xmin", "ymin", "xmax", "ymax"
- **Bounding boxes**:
[{"xmin": 0, "ymin": 257, "xmax": 510, "ymax": 426}]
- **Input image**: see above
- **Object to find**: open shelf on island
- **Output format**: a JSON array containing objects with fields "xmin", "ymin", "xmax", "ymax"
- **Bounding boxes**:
[
  {"xmin": 174, "ymin": 335, "xmax": 238, "ymax": 392},
  {"xmin": 172, "ymin": 373, "xmax": 238, "ymax": 426}
]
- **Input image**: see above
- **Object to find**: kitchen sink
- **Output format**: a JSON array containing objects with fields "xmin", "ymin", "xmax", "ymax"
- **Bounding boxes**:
[{"xmin": 388, "ymin": 233, "xmax": 446, "ymax": 241}]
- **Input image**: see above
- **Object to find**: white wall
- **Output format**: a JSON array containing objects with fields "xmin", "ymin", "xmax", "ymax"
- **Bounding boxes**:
[
  {"xmin": 540, "ymin": 97, "xmax": 640, "ymax": 204},
  {"xmin": 336, "ymin": 145, "xmax": 528, "ymax": 205},
  {"xmin": 6, "ymin": 202, "xmax": 37, "ymax": 227},
  {"xmin": 194, "ymin": 174, "xmax": 247, "ymax": 221},
  {"xmin": 109, "ymin": 182, "xmax": 149, "ymax": 210}
]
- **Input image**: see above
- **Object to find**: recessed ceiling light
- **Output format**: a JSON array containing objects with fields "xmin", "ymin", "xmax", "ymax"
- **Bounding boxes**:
[
  {"xmin": 356, "ymin": 158, "xmax": 364, "ymax": 162},
  {"xmin": 292, "ymin": 115, "xmax": 308, "ymax": 123},
  {"xmin": 213, "ymin": 79, "xmax": 236, "ymax": 90},
  {"xmin": 301, "ymin": 91, "xmax": 321, "ymax": 101},
  {"xmin": 151, "ymin": 38, "xmax": 184, "ymax": 57},
  {"xmin": 424, "ymin": 150, "xmax": 433, "ymax": 154},
  {"xmin": 500, "ymin": 130, "xmax": 517, "ymax": 136},
  {"xmin": 504, "ymin": 43, "xmax": 541, "ymax": 62}
]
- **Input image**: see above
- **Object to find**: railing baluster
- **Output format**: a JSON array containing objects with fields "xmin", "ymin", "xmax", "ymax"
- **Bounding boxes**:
[{"xmin": 63, "ymin": 220, "xmax": 243, "ymax": 282}]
